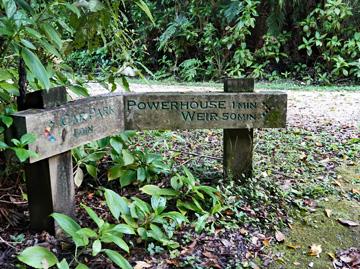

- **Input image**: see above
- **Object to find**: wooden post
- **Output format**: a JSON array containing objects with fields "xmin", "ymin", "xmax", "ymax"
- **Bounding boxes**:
[
  {"xmin": 223, "ymin": 78, "xmax": 254, "ymax": 179},
  {"xmin": 21, "ymin": 87, "xmax": 74, "ymax": 234}
]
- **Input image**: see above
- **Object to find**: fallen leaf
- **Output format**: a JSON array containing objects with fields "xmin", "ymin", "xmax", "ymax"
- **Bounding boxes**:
[
  {"xmin": 324, "ymin": 209, "xmax": 332, "ymax": 218},
  {"xmin": 180, "ymin": 240, "xmax": 197, "ymax": 255},
  {"xmin": 221, "ymin": 239, "xmax": 231, "ymax": 248},
  {"xmin": 352, "ymin": 189, "xmax": 360, "ymax": 194},
  {"xmin": 333, "ymin": 180, "xmax": 342, "ymax": 187},
  {"xmin": 203, "ymin": 251, "xmax": 217, "ymax": 259},
  {"xmin": 166, "ymin": 259, "xmax": 180, "ymax": 267},
  {"xmin": 293, "ymin": 261, "xmax": 300, "ymax": 266},
  {"xmin": 275, "ymin": 231, "xmax": 286, "ymax": 242},
  {"xmin": 251, "ymin": 236, "xmax": 259, "ymax": 245},
  {"xmin": 134, "ymin": 261, "xmax": 152, "ymax": 269},
  {"xmin": 299, "ymin": 152, "xmax": 307, "ymax": 161},
  {"xmin": 315, "ymin": 142, "xmax": 323, "ymax": 147},
  {"xmin": 239, "ymin": 228, "xmax": 248, "ymax": 235},
  {"xmin": 327, "ymin": 252, "xmax": 336, "ymax": 261},
  {"xmin": 308, "ymin": 261, "xmax": 314, "ymax": 267},
  {"xmin": 74, "ymin": 167, "xmax": 84, "ymax": 187},
  {"xmin": 338, "ymin": 218, "xmax": 359, "ymax": 227},
  {"xmin": 340, "ymin": 255, "xmax": 353, "ymax": 263},
  {"xmin": 262, "ymin": 239, "xmax": 270, "ymax": 247},
  {"xmin": 287, "ymin": 244, "xmax": 301, "ymax": 249},
  {"xmin": 308, "ymin": 244, "xmax": 322, "ymax": 257}
]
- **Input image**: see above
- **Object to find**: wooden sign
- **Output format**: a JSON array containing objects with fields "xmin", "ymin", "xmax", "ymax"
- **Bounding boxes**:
[
  {"xmin": 8, "ymin": 79, "xmax": 288, "ymax": 234},
  {"xmin": 12, "ymin": 92, "xmax": 286, "ymax": 163},
  {"xmin": 124, "ymin": 92, "xmax": 286, "ymax": 130},
  {"xmin": 12, "ymin": 94, "xmax": 124, "ymax": 163}
]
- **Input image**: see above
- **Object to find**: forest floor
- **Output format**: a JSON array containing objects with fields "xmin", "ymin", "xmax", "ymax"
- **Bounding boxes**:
[{"xmin": 0, "ymin": 81, "xmax": 359, "ymax": 269}]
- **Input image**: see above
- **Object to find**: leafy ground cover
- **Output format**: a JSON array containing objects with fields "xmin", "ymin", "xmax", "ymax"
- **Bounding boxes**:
[{"xmin": 0, "ymin": 84, "xmax": 359, "ymax": 269}]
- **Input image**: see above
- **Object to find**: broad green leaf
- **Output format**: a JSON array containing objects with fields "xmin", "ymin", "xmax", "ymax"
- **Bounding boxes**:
[
  {"xmin": 148, "ymin": 224, "xmax": 166, "ymax": 240},
  {"xmin": 183, "ymin": 167, "xmax": 196, "ymax": 186},
  {"xmin": 81, "ymin": 204, "xmax": 104, "ymax": 228},
  {"xmin": 176, "ymin": 200, "xmax": 202, "ymax": 214},
  {"xmin": 0, "ymin": 81, "xmax": 18, "ymax": 93},
  {"xmin": 92, "ymin": 239, "xmax": 102, "ymax": 256},
  {"xmin": 75, "ymin": 263, "xmax": 89, "ymax": 269},
  {"xmin": 122, "ymin": 149, "xmax": 134, "ymax": 166},
  {"xmin": 38, "ymin": 39, "xmax": 62, "ymax": 58},
  {"xmin": 170, "ymin": 176, "xmax": 183, "ymax": 191},
  {"xmin": 121, "ymin": 76, "xmax": 129, "ymax": 92},
  {"xmin": 0, "ymin": 69, "xmax": 13, "ymax": 81},
  {"xmin": 119, "ymin": 170, "xmax": 137, "ymax": 187},
  {"xmin": 42, "ymin": 23, "xmax": 62, "ymax": 49},
  {"xmin": 76, "ymin": 227, "xmax": 97, "ymax": 238},
  {"xmin": 104, "ymin": 188, "xmax": 130, "ymax": 219},
  {"xmin": 137, "ymin": 227, "xmax": 147, "ymax": 239},
  {"xmin": 137, "ymin": 167, "xmax": 146, "ymax": 181},
  {"xmin": 110, "ymin": 224, "xmax": 135, "ymax": 235},
  {"xmin": 20, "ymin": 133, "xmax": 36, "ymax": 145},
  {"xmin": 195, "ymin": 213, "xmax": 209, "ymax": 233},
  {"xmin": 3, "ymin": 0, "xmax": 17, "ymax": 18},
  {"xmin": 110, "ymin": 137, "xmax": 123, "ymax": 154},
  {"xmin": 74, "ymin": 167, "xmax": 84, "ymax": 187},
  {"xmin": 21, "ymin": 48, "xmax": 50, "ymax": 90},
  {"xmin": 12, "ymin": 148, "xmax": 30, "ymax": 162},
  {"xmin": 14, "ymin": 0, "xmax": 33, "ymax": 13},
  {"xmin": 11, "ymin": 138, "xmax": 20, "ymax": 147},
  {"xmin": 84, "ymin": 152, "xmax": 105, "ymax": 162},
  {"xmin": 140, "ymin": 185, "xmax": 179, "ymax": 197},
  {"xmin": 24, "ymin": 27, "xmax": 42, "ymax": 39},
  {"xmin": 161, "ymin": 212, "xmax": 188, "ymax": 225},
  {"xmin": 51, "ymin": 213, "xmax": 81, "ymax": 238},
  {"xmin": 1, "ymin": 115, "xmax": 13, "ymax": 127},
  {"xmin": 85, "ymin": 164, "xmax": 97, "ymax": 178},
  {"xmin": 151, "ymin": 196, "xmax": 166, "ymax": 214},
  {"xmin": 131, "ymin": 197, "xmax": 151, "ymax": 215},
  {"xmin": 0, "ymin": 141, "xmax": 8, "ymax": 149},
  {"xmin": 17, "ymin": 246, "xmax": 58, "ymax": 269},
  {"xmin": 135, "ymin": 0, "xmax": 155, "ymax": 25},
  {"xmin": 57, "ymin": 258, "xmax": 70, "ymax": 269},
  {"xmin": 64, "ymin": 2, "xmax": 81, "ymax": 17},
  {"xmin": 21, "ymin": 39, "xmax": 36, "ymax": 50},
  {"xmin": 104, "ymin": 234, "xmax": 129, "ymax": 253},
  {"xmin": 104, "ymin": 249, "xmax": 132, "ymax": 269},
  {"xmin": 108, "ymin": 165, "xmax": 123, "ymax": 180},
  {"xmin": 68, "ymin": 85, "xmax": 89, "ymax": 97}
]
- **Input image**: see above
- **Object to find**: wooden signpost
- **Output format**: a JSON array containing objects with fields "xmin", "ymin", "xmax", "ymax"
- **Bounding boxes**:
[{"xmin": 7, "ymin": 79, "xmax": 287, "ymax": 233}]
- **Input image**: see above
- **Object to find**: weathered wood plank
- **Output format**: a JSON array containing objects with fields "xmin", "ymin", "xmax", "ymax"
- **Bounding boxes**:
[
  {"xmin": 124, "ymin": 92, "xmax": 287, "ymax": 130},
  {"xmin": 17, "ymin": 87, "xmax": 75, "ymax": 233},
  {"xmin": 12, "ymin": 94, "xmax": 124, "ymax": 163},
  {"xmin": 12, "ymin": 91, "xmax": 287, "ymax": 163},
  {"xmin": 223, "ymin": 79, "xmax": 254, "ymax": 179}
]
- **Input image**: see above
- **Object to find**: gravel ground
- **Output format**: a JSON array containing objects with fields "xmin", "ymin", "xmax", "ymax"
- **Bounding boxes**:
[{"xmin": 86, "ymin": 82, "xmax": 360, "ymax": 129}]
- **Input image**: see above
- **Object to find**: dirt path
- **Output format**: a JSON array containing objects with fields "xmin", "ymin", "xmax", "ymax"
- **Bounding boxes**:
[{"xmin": 87, "ymin": 82, "xmax": 360, "ymax": 129}]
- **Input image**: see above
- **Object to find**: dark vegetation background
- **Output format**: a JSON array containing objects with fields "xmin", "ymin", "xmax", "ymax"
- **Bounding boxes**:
[{"xmin": 67, "ymin": 0, "xmax": 360, "ymax": 84}]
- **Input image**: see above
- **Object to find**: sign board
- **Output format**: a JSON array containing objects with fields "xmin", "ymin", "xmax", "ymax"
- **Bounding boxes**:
[{"xmin": 12, "ymin": 92, "xmax": 287, "ymax": 163}]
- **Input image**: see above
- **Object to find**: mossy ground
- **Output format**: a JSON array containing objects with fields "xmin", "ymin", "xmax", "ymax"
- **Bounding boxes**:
[{"xmin": 269, "ymin": 165, "xmax": 360, "ymax": 269}]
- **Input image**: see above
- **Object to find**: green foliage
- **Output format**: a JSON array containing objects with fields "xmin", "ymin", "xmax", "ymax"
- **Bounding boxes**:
[
  {"xmin": 140, "ymin": 167, "xmax": 223, "ymax": 232},
  {"xmin": 0, "ymin": 0, "xmax": 155, "ymax": 167},
  {"xmin": 104, "ymin": 187, "xmax": 187, "ymax": 248},
  {"xmin": 297, "ymin": 0, "xmax": 360, "ymax": 83},
  {"xmin": 128, "ymin": 0, "xmax": 360, "ymax": 84},
  {"xmin": 17, "ymin": 246, "xmax": 58, "ymax": 269},
  {"xmin": 107, "ymin": 132, "xmax": 169, "ymax": 187}
]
